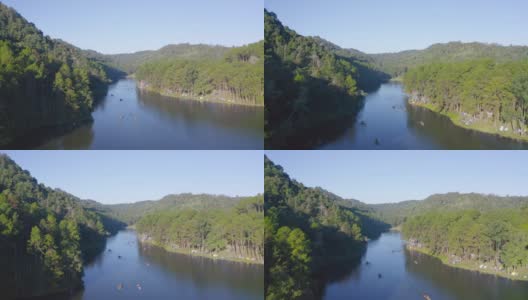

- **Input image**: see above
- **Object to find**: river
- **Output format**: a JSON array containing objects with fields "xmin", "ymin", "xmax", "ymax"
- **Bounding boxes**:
[
  {"xmin": 319, "ymin": 83, "xmax": 528, "ymax": 149},
  {"xmin": 322, "ymin": 231, "xmax": 528, "ymax": 300},
  {"xmin": 54, "ymin": 230, "xmax": 263, "ymax": 300},
  {"xmin": 26, "ymin": 79, "xmax": 263, "ymax": 149}
]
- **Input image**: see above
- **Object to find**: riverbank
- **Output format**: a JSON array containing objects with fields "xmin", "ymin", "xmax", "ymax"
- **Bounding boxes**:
[
  {"xmin": 137, "ymin": 82, "xmax": 264, "ymax": 107},
  {"xmin": 408, "ymin": 100, "xmax": 528, "ymax": 143},
  {"xmin": 137, "ymin": 236, "xmax": 263, "ymax": 265},
  {"xmin": 407, "ymin": 245, "xmax": 528, "ymax": 281}
]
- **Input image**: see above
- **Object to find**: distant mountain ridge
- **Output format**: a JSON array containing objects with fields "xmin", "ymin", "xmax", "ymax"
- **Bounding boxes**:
[{"xmin": 84, "ymin": 193, "xmax": 252, "ymax": 225}]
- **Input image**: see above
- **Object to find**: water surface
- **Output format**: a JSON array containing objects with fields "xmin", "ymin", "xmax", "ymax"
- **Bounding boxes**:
[
  {"xmin": 320, "ymin": 83, "xmax": 528, "ymax": 149},
  {"xmin": 33, "ymin": 79, "xmax": 263, "ymax": 149},
  {"xmin": 66, "ymin": 230, "xmax": 263, "ymax": 300},
  {"xmin": 323, "ymin": 232, "xmax": 528, "ymax": 300}
]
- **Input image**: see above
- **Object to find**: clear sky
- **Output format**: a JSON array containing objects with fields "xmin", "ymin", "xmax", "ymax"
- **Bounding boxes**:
[
  {"xmin": 265, "ymin": 0, "xmax": 528, "ymax": 53},
  {"xmin": 266, "ymin": 151, "xmax": 528, "ymax": 204},
  {"xmin": 2, "ymin": 151, "xmax": 263, "ymax": 204},
  {"xmin": 2, "ymin": 0, "xmax": 263, "ymax": 54}
]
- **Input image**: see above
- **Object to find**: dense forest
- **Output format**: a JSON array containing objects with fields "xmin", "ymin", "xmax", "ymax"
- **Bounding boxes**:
[
  {"xmin": 264, "ymin": 156, "xmax": 389, "ymax": 299},
  {"xmin": 402, "ymin": 208, "xmax": 528, "ymax": 277},
  {"xmin": 372, "ymin": 42, "xmax": 528, "ymax": 77},
  {"xmin": 373, "ymin": 192, "xmax": 528, "ymax": 226},
  {"xmin": 0, "ymin": 154, "xmax": 122, "ymax": 299},
  {"xmin": 0, "ymin": 3, "xmax": 122, "ymax": 147},
  {"xmin": 403, "ymin": 59, "xmax": 528, "ymax": 138},
  {"xmin": 135, "ymin": 42, "xmax": 264, "ymax": 106},
  {"xmin": 264, "ymin": 10, "xmax": 389, "ymax": 149},
  {"xmin": 136, "ymin": 195, "xmax": 263, "ymax": 263}
]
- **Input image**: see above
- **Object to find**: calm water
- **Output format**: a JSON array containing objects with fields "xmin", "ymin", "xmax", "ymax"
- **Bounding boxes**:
[
  {"xmin": 34, "ymin": 79, "xmax": 263, "ymax": 149},
  {"xmin": 66, "ymin": 230, "xmax": 263, "ymax": 300},
  {"xmin": 323, "ymin": 232, "xmax": 528, "ymax": 300},
  {"xmin": 320, "ymin": 83, "xmax": 528, "ymax": 149}
]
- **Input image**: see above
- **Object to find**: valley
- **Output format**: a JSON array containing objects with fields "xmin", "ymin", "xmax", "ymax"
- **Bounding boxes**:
[{"xmin": 264, "ymin": 9, "xmax": 528, "ymax": 149}]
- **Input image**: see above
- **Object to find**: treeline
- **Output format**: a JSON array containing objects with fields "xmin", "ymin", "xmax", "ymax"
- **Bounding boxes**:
[
  {"xmin": 402, "ymin": 209, "xmax": 528, "ymax": 274},
  {"xmin": 264, "ymin": 10, "xmax": 389, "ymax": 149},
  {"xmin": 372, "ymin": 41, "xmax": 528, "ymax": 77},
  {"xmin": 404, "ymin": 60, "xmax": 528, "ymax": 136},
  {"xmin": 135, "ymin": 41, "xmax": 263, "ymax": 106},
  {"xmin": 136, "ymin": 195, "xmax": 263, "ymax": 263},
  {"xmin": 0, "ymin": 3, "xmax": 117, "ymax": 147},
  {"xmin": 0, "ymin": 155, "xmax": 111, "ymax": 298},
  {"xmin": 373, "ymin": 193, "xmax": 528, "ymax": 226},
  {"xmin": 264, "ymin": 156, "xmax": 388, "ymax": 299}
]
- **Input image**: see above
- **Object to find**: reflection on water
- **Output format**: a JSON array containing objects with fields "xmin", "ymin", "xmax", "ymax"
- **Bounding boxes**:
[
  {"xmin": 322, "ymin": 232, "xmax": 528, "ymax": 300},
  {"xmin": 320, "ymin": 83, "xmax": 528, "ymax": 149},
  {"xmin": 60, "ymin": 230, "xmax": 263, "ymax": 300},
  {"xmin": 33, "ymin": 79, "xmax": 263, "ymax": 149}
]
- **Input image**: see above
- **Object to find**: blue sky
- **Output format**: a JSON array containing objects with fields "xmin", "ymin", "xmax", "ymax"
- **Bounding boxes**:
[
  {"xmin": 266, "ymin": 151, "xmax": 528, "ymax": 204},
  {"xmin": 2, "ymin": 0, "xmax": 263, "ymax": 54},
  {"xmin": 2, "ymin": 151, "xmax": 263, "ymax": 204},
  {"xmin": 265, "ymin": 0, "xmax": 528, "ymax": 53}
]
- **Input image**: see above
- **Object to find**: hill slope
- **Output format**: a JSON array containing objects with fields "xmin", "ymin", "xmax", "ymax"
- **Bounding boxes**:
[
  {"xmin": 0, "ymin": 154, "xmax": 120, "ymax": 298},
  {"xmin": 371, "ymin": 41, "xmax": 528, "ymax": 77},
  {"xmin": 0, "ymin": 3, "xmax": 118, "ymax": 147},
  {"xmin": 373, "ymin": 192, "xmax": 528, "ymax": 225},
  {"xmin": 264, "ymin": 10, "xmax": 389, "ymax": 149},
  {"xmin": 264, "ymin": 156, "xmax": 389, "ymax": 299}
]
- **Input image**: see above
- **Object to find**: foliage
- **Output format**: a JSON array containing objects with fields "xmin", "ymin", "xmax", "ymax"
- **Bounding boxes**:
[
  {"xmin": 264, "ymin": 10, "xmax": 389, "ymax": 149},
  {"xmin": 403, "ymin": 60, "xmax": 528, "ymax": 134},
  {"xmin": 264, "ymin": 156, "xmax": 389, "ymax": 299},
  {"xmin": 402, "ymin": 208, "xmax": 528, "ymax": 272},
  {"xmin": 0, "ymin": 154, "xmax": 111, "ymax": 298},
  {"xmin": 0, "ymin": 3, "xmax": 116, "ymax": 146},
  {"xmin": 135, "ymin": 42, "xmax": 263, "ymax": 106},
  {"xmin": 135, "ymin": 195, "xmax": 264, "ymax": 262},
  {"xmin": 372, "ymin": 41, "xmax": 528, "ymax": 77},
  {"xmin": 373, "ymin": 192, "xmax": 528, "ymax": 226}
]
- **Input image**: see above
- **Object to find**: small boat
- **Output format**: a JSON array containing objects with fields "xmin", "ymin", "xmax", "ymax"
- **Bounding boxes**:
[
  {"xmin": 423, "ymin": 293, "xmax": 432, "ymax": 300},
  {"xmin": 419, "ymin": 121, "xmax": 425, "ymax": 127},
  {"xmin": 117, "ymin": 283, "xmax": 123, "ymax": 290},
  {"xmin": 136, "ymin": 283, "xmax": 142, "ymax": 290},
  {"xmin": 118, "ymin": 255, "xmax": 122, "ymax": 259},
  {"xmin": 375, "ymin": 138, "xmax": 380, "ymax": 145}
]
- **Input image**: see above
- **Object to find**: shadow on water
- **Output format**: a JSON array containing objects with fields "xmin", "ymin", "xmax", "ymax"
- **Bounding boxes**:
[
  {"xmin": 319, "ymin": 231, "xmax": 528, "ymax": 300},
  {"xmin": 13, "ymin": 79, "xmax": 263, "ymax": 149},
  {"xmin": 319, "ymin": 83, "xmax": 528, "ymax": 149}
]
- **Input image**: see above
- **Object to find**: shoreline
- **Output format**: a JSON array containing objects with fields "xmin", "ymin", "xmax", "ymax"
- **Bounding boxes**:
[
  {"xmin": 407, "ymin": 245, "xmax": 528, "ymax": 281},
  {"xmin": 408, "ymin": 100, "xmax": 528, "ymax": 144},
  {"xmin": 136, "ymin": 84, "xmax": 264, "ymax": 108},
  {"xmin": 137, "ymin": 236, "xmax": 263, "ymax": 265}
]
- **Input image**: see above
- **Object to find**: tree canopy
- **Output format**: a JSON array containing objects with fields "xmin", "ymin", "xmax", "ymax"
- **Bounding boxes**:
[
  {"xmin": 264, "ymin": 156, "xmax": 388, "ymax": 299},
  {"xmin": 135, "ymin": 42, "xmax": 264, "ymax": 106},
  {"xmin": 264, "ymin": 10, "xmax": 389, "ymax": 149},
  {"xmin": 0, "ymin": 3, "xmax": 119, "ymax": 146}
]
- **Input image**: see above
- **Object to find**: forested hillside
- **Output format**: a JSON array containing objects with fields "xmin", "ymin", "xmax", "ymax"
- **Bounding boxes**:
[
  {"xmin": 403, "ymin": 208, "xmax": 528, "ymax": 279},
  {"xmin": 136, "ymin": 195, "xmax": 263, "ymax": 263},
  {"xmin": 0, "ymin": 3, "xmax": 118, "ymax": 147},
  {"xmin": 373, "ymin": 193, "xmax": 528, "ymax": 226},
  {"xmin": 264, "ymin": 156, "xmax": 389, "ymax": 299},
  {"xmin": 100, "ymin": 193, "xmax": 248, "ymax": 225},
  {"xmin": 264, "ymin": 10, "xmax": 389, "ymax": 149},
  {"xmin": 135, "ymin": 41, "xmax": 263, "ymax": 106},
  {"xmin": 0, "ymin": 155, "xmax": 117, "ymax": 298},
  {"xmin": 98, "ymin": 44, "xmax": 231, "ymax": 74},
  {"xmin": 403, "ymin": 59, "xmax": 528, "ymax": 139},
  {"xmin": 372, "ymin": 42, "xmax": 528, "ymax": 77}
]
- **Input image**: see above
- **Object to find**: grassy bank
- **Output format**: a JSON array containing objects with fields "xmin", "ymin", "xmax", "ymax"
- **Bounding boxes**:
[
  {"xmin": 137, "ymin": 238, "xmax": 263, "ymax": 265},
  {"xmin": 137, "ymin": 85, "xmax": 264, "ymax": 107},
  {"xmin": 407, "ymin": 245, "xmax": 528, "ymax": 281},
  {"xmin": 408, "ymin": 100, "xmax": 528, "ymax": 143}
]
